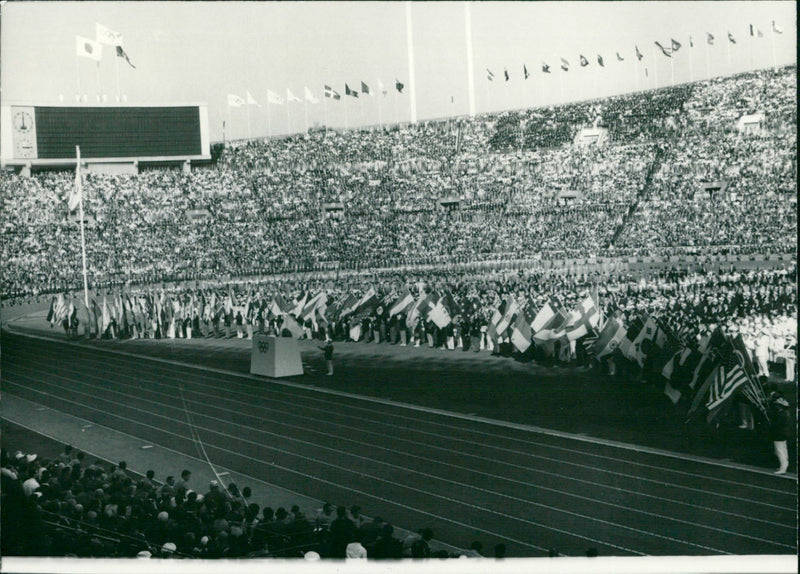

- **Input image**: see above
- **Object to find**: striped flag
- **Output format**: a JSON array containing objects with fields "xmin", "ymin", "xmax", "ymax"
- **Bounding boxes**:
[
  {"xmin": 389, "ymin": 288, "xmax": 414, "ymax": 317},
  {"xmin": 511, "ymin": 311, "xmax": 533, "ymax": 352},
  {"xmin": 494, "ymin": 295, "xmax": 519, "ymax": 335},
  {"xmin": 531, "ymin": 301, "xmax": 557, "ymax": 333},
  {"xmin": 324, "ymin": 85, "xmax": 341, "ymax": 100},
  {"xmin": 591, "ymin": 317, "xmax": 627, "ymax": 358},
  {"xmin": 706, "ymin": 362, "xmax": 748, "ymax": 415}
]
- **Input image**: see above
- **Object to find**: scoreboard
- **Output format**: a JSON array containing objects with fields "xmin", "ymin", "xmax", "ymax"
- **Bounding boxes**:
[{"xmin": 1, "ymin": 104, "xmax": 210, "ymax": 164}]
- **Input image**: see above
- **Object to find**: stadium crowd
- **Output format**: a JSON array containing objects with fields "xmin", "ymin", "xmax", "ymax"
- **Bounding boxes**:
[
  {"xmin": 1, "ymin": 66, "xmax": 796, "ymax": 300},
  {"xmin": 1, "ymin": 444, "xmax": 467, "ymax": 559}
]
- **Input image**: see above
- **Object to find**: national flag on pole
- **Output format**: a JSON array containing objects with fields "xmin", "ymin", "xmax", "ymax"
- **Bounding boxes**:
[
  {"xmin": 635, "ymin": 45, "xmax": 643, "ymax": 60},
  {"xmin": 597, "ymin": 54, "xmax": 604, "ymax": 66},
  {"xmin": 304, "ymin": 87, "xmax": 319, "ymax": 103},
  {"xmin": 655, "ymin": 41, "xmax": 672, "ymax": 57},
  {"xmin": 511, "ymin": 311, "xmax": 533, "ymax": 353},
  {"xmin": 389, "ymin": 289, "xmax": 414, "ymax": 317},
  {"xmin": 360, "ymin": 81, "xmax": 372, "ymax": 96},
  {"xmin": 591, "ymin": 317, "xmax": 627, "ymax": 358},
  {"xmin": 495, "ymin": 295, "xmax": 519, "ymax": 335},
  {"xmin": 707, "ymin": 32, "xmax": 715, "ymax": 45},
  {"xmin": 749, "ymin": 24, "xmax": 755, "ymax": 36},
  {"xmin": 395, "ymin": 79, "xmax": 404, "ymax": 93},
  {"xmin": 616, "ymin": 52, "xmax": 624, "ymax": 61},
  {"xmin": 227, "ymin": 94, "xmax": 245, "ymax": 107},
  {"xmin": 76, "ymin": 36, "xmax": 103, "ymax": 61},
  {"xmin": 619, "ymin": 316, "xmax": 645, "ymax": 362},
  {"xmin": 706, "ymin": 355, "xmax": 749, "ymax": 420},
  {"xmin": 503, "ymin": 68, "xmax": 510, "ymax": 81},
  {"xmin": 246, "ymin": 91, "xmax": 259, "ymax": 106},
  {"xmin": 532, "ymin": 307, "xmax": 568, "ymax": 344},
  {"xmin": 378, "ymin": 79, "xmax": 387, "ymax": 96},
  {"xmin": 689, "ymin": 36, "xmax": 694, "ymax": 47},
  {"xmin": 95, "ymin": 23, "xmax": 123, "ymax": 46},
  {"xmin": 541, "ymin": 62, "xmax": 551, "ymax": 73},
  {"xmin": 531, "ymin": 301, "xmax": 557, "ymax": 334},
  {"xmin": 560, "ymin": 58, "xmax": 569, "ymax": 71},
  {"xmin": 68, "ymin": 151, "xmax": 82, "ymax": 212},
  {"xmin": 728, "ymin": 32, "xmax": 736, "ymax": 44},
  {"xmin": 115, "ymin": 46, "xmax": 136, "ymax": 68},
  {"xmin": 267, "ymin": 89, "xmax": 284, "ymax": 104},
  {"xmin": 772, "ymin": 20, "xmax": 783, "ymax": 34},
  {"xmin": 345, "ymin": 84, "xmax": 359, "ymax": 97},
  {"xmin": 428, "ymin": 297, "xmax": 452, "ymax": 329},
  {"xmin": 324, "ymin": 85, "xmax": 341, "ymax": 100},
  {"xmin": 486, "ymin": 68, "xmax": 495, "ymax": 81},
  {"xmin": 580, "ymin": 55, "xmax": 589, "ymax": 67},
  {"xmin": 523, "ymin": 64, "xmax": 529, "ymax": 79},
  {"xmin": 671, "ymin": 38, "xmax": 682, "ymax": 52},
  {"xmin": 286, "ymin": 89, "xmax": 301, "ymax": 103}
]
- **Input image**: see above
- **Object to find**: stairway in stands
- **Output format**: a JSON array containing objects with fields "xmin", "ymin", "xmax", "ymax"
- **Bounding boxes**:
[{"xmin": 606, "ymin": 145, "xmax": 666, "ymax": 249}]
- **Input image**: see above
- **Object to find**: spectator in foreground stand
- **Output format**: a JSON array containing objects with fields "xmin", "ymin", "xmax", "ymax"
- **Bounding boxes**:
[{"xmin": 769, "ymin": 394, "xmax": 791, "ymax": 474}]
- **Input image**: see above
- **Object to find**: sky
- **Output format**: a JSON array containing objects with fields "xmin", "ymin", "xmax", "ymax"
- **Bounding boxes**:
[{"xmin": 1, "ymin": 1, "xmax": 796, "ymax": 142}]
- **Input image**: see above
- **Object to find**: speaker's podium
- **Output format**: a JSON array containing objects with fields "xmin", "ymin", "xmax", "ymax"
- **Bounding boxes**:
[{"xmin": 250, "ymin": 334, "xmax": 304, "ymax": 377}]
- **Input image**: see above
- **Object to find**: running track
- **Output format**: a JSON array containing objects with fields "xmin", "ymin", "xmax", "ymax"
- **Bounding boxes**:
[{"xmin": 1, "ymin": 332, "xmax": 796, "ymax": 557}]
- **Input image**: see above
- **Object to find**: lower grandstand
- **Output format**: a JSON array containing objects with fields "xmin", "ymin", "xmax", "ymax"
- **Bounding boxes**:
[{"xmin": 1, "ymin": 36, "xmax": 797, "ymax": 563}]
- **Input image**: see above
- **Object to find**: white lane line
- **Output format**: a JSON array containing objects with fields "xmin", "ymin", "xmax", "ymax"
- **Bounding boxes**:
[
  {"xmin": 1, "ymin": 387, "xmax": 617, "ymax": 556},
  {"xmin": 12, "ymin": 349, "xmax": 796, "ymax": 509},
  {"xmin": 15, "ymin": 330, "xmax": 794, "ymax": 484},
  {"xmin": 3, "ymin": 375, "xmax": 739, "ymax": 555},
  {"xmin": 10, "ymin": 366, "xmax": 795, "ymax": 548}
]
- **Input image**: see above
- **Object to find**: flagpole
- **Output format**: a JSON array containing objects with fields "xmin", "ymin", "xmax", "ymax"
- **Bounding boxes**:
[
  {"xmin": 267, "ymin": 100, "xmax": 272, "ymax": 138},
  {"xmin": 670, "ymin": 54, "xmax": 675, "ymax": 86},
  {"xmin": 344, "ymin": 94, "xmax": 349, "ymax": 131},
  {"xmin": 726, "ymin": 36, "xmax": 732, "ymax": 72},
  {"xmin": 323, "ymin": 93, "xmax": 328, "ymax": 134},
  {"xmin": 689, "ymin": 43, "xmax": 694, "ymax": 82},
  {"xmin": 247, "ymin": 102, "xmax": 252, "ymax": 140},
  {"xmin": 360, "ymin": 96, "xmax": 364, "ymax": 128},
  {"xmin": 635, "ymin": 54, "xmax": 639, "ymax": 92},
  {"xmin": 770, "ymin": 29, "xmax": 777, "ymax": 70},
  {"xmin": 394, "ymin": 89, "xmax": 399, "ymax": 125},
  {"xmin": 287, "ymin": 98, "xmax": 291, "ymax": 135},
  {"xmin": 114, "ymin": 53, "xmax": 121, "ymax": 102},
  {"xmin": 304, "ymin": 98, "xmax": 309, "ymax": 134},
  {"xmin": 76, "ymin": 56, "xmax": 82, "ymax": 102},
  {"xmin": 377, "ymin": 90, "xmax": 382, "ymax": 130},
  {"xmin": 652, "ymin": 46, "xmax": 658, "ymax": 89},
  {"xmin": 96, "ymin": 61, "xmax": 102, "ymax": 101},
  {"xmin": 405, "ymin": 1, "xmax": 417, "ymax": 124},
  {"xmin": 464, "ymin": 1, "xmax": 476, "ymax": 118},
  {"xmin": 75, "ymin": 146, "xmax": 90, "ymax": 312},
  {"xmin": 705, "ymin": 39, "xmax": 711, "ymax": 79}
]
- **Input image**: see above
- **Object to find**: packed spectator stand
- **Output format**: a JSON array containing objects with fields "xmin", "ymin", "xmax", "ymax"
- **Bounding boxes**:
[{"xmin": 1, "ymin": 65, "xmax": 796, "ymax": 300}]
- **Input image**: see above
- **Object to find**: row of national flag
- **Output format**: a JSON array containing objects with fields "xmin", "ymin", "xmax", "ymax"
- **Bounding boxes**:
[
  {"xmin": 76, "ymin": 23, "xmax": 135, "ymax": 68},
  {"xmin": 485, "ymin": 21, "xmax": 785, "ymax": 79},
  {"xmin": 228, "ymin": 80, "xmax": 405, "ymax": 108}
]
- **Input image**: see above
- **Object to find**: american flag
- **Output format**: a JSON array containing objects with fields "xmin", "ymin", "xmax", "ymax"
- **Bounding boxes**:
[{"xmin": 706, "ymin": 353, "xmax": 748, "ymax": 412}]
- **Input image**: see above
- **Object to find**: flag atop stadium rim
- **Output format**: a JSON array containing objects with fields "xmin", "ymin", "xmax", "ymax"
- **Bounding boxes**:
[
  {"xmin": 304, "ymin": 87, "xmax": 320, "ymax": 103},
  {"xmin": 267, "ymin": 89, "xmax": 284, "ymax": 104},
  {"xmin": 560, "ymin": 57, "xmax": 569, "ymax": 71},
  {"xmin": 707, "ymin": 32, "xmax": 715, "ymax": 44},
  {"xmin": 728, "ymin": 31, "xmax": 736, "ymax": 44},
  {"xmin": 597, "ymin": 54, "xmax": 604, "ymax": 67},
  {"xmin": 655, "ymin": 41, "xmax": 672, "ymax": 57},
  {"xmin": 360, "ymin": 81, "xmax": 372, "ymax": 96},
  {"xmin": 345, "ymin": 84, "xmax": 359, "ymax": 98},
  {"xmin": 523, "ymin": 64, "xmax": 529, "ymax": 79},
  {"xmin": 246, "ymin": 91, "xmax": 259, "ymax": 106},
  {"xmin": 616, "ymin": 52, "xmax": 624, "ymax": 61},
  {"xmin": 541, "ymin": 61, "xmax": 551, "ymax": 73},
  {"xmin": 671, "ymin": 38, "xmax": 682, "ymax": 52},
  {"xmin": 286, "ymin": 89, "xmax": 302, "ymax": 103},
  {"xmin": 635, "ymin": 45, "xmax": 644, "ymax": 60},
  {"xmin": 580, "ymin": 55, "xmax": 589, "ymax": 67},
  {"xmin": 95, "ymin": 23, "xmax": 123, "ymax": 46},
  {"xmin": 116, "ymin": 46, "xmax": 136, "ymax": 69},
  {"xmin": 772, "ymin": 20, "xmax": 783, "ymax": 33},
  {"xmin": 395, "ymin": 79, "xmax": 404, "ymax": 93},
  {"xmin": 324, "ymin": 85, "xmax": 341, "ymax": 100},
  {"xmin": 486, "ymin": 68, "xmax": 495, "ymax": 81},
  {"xmin": 227, "ymin": 94, "xmax": 245, "ymax": 107},
  {"xmin": 504, "ymin": 68, "xmax": 510, "ymax": 81},
  {"xmin": 76, "ymin": 36, "xmax": 102, "ymax": 61}
]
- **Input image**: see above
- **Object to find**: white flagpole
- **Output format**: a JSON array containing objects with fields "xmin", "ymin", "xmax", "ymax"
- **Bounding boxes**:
[
  {"xmin": 377, "ymin": 90, "xmax": 383, "ymax": 130},
  {"xmin": 323, "ymin": 94, "xmax": 328, "ymax": 134},
  {"xmin": 247, "ymin": 103, "xmax": 252, "ymax": 139},
  {"xmin": 705, "ymin": 39, "xmax": 711, "ymax": 79},
  {"xmin": 652, "ymin": 46, "xmax": 658, "ymax": 89},
  {"xmin": 96, "ymin": 61, "xmax": 102, "ymax": 101},
  {"xmin": 770, "ymin": 29, "xmax": 777, "ymax": 70},
  {"xmin": 464, "ymin": 1, "xmax": 476, "ymax": 118},
  {"xmin": 267, "ymin": 99, "xmax": 272, "ymax": 138},
  {"xmin": 689, "ymin": 43, "xmax": 694, "ymax": 82},
  {"xmin": 670, "ymin": 53, "xmax": 675, "ymax": 86},
  {"xmin": 726, "ymin": 36, "xmax": 732, "ymax": 72},
  {"xmin": 360, "ymin": 96, "xmax": 364, "ymax": 128},
  {"xmin": 394, "ymin": 89, "xmax": 399, "ymax": 125},
  {"xmin": 287, "ymin": 98, "xmax": 291, "ymax": 134},
  {"xmin": 304, "ymin": 98, "xmax": 309, "ymax": 134},
  {"xmin": 114, "ymin": 53, "xmax": 121, "ymax": 102},
  {"xmin": 635, "ymin": 54, "xmax": 640, "ymax": 92},
  {"xmin": 344, "ymin": 94, "xmax": 349, "ymax": 131},
  {"xmin": 75, "ymin": 146, "xmax": 90, "ymax": 311},
  {"xmin": 76, "ymin": 56, "xmax": 82, "ymax": 101},
  {"xmin": 405, "ymin": 1, "xmax": 417, "ymax": 124}
]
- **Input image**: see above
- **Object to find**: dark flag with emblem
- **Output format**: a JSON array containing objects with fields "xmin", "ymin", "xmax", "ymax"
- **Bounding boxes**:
[
  {"xmin": 671, "ymin": 38, "xmax": 682, "ymax": 52},
  {"xmin": 116, "ymin": 45, "xmax": 136, "ymax": 68},
  {"xmin": 655, "ymin": 41, "xmax": 672, "ymax": 57},
  {"xmin": 395, "ymin": 79, "xmax": 404, "ymax": 93},
  {"xmin": 580, "ymin": 54, "xmax": 589, "ymax": 67},
  {"xmin": 324, "ymin": 85, "xmax": 341, "ymax": 100},
  {"xmin": 345, "ymin": 84, "xmax": 359, "ymax": 98},
  {"xmin": 542, "ymin": 61, "xmax": 551, "ymax": 73},
  {"xmin": 597, "ymin": 54, "xmax": 604, "ymax": 67}
]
